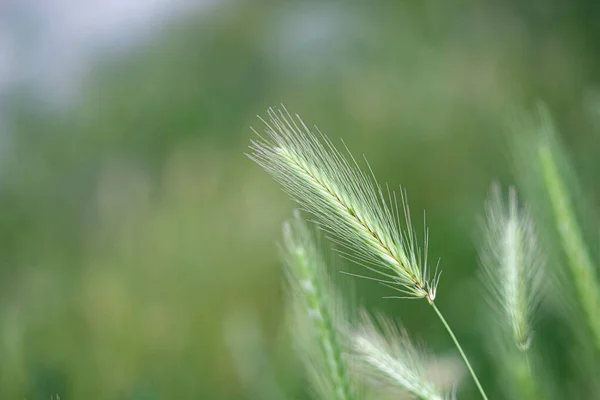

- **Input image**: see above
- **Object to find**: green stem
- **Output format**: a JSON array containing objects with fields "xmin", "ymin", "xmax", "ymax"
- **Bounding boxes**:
[
  {"xmin": 430, "ymin": 302, "xmax": 489, "ymax": 400},
  {"xmin": 516, "ymin": 353, "xmax": 540, "ymax": 400}
]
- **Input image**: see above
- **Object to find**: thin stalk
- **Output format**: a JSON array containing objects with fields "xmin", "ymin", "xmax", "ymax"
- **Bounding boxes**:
[
  {"xmin": 430, "ymin": 302, "xmax": 489, "ymax": 400},
  {"xmin": 515, "ymin": 353, "xmax": 540, "ymax": 400}
]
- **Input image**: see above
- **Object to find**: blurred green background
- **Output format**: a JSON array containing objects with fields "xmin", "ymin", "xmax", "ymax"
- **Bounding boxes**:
[{"xmin": 2, "ymin": 1, "xmax": 600, "ymax": 398}]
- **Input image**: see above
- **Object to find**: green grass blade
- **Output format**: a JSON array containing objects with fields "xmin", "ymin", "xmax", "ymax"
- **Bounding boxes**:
[{"xmin": 538, "ymin": 142, "xmax": 600, "ymax": 350}]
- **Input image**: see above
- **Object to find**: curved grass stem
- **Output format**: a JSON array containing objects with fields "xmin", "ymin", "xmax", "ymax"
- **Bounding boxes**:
[{"xmin": 430, "ymin": 302, "xmax": 489, "ymax": 400}]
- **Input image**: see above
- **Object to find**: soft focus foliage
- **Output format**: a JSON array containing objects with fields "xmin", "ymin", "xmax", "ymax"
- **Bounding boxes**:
[{"xmin": 2, "ymin": 1, "xmax": 600, "ymax": 399}]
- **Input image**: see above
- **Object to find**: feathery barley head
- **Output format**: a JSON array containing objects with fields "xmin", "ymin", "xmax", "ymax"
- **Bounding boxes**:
[
  {"xmin": 282, "ymin": 211, "xmax": 356, "ymax": 400},
  {"xmin": 480, "ymin": 184, "xmax": 544, "ymax": 350},
  {"xmin": 249, "ymin": 107, "xmax": 440, "ymax": 302},
  {"xmin": 351, "ymin": 312, "xmax": 454, "ymax": 400}
]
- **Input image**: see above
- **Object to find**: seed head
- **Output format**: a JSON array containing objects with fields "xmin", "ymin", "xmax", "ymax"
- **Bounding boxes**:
[
  {"xmin": 480, "ymin": 184, "xmax": 544, "ymax": 350},
  {"xmin": 249, "ymin": 107, "xmax": 440, "ymax": 301},
  {"xmin": 282, "ymin": 211, "xmax": 355, "ymax": 400}
]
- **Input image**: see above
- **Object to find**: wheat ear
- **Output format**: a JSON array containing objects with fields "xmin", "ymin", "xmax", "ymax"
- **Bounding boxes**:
[
  {"xmin": 282, "ymin": 211, "xmax": 356, "ymax": 400},
  {"xmin": 249, "ymin": 107, "xmax": 438, "ymax": 301},
  {"xmin": 249, "ymin": 107, "xmax": 488, "ymax": 399}
]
